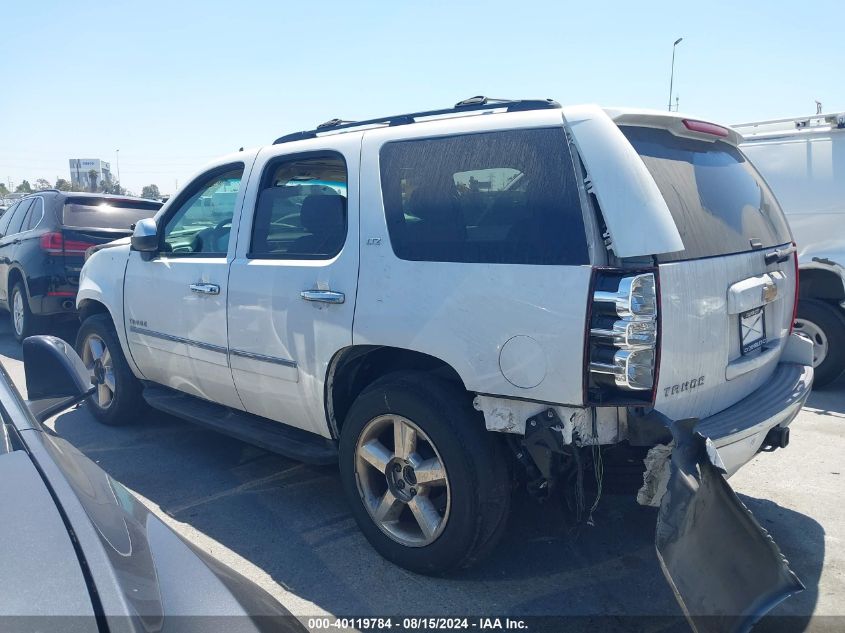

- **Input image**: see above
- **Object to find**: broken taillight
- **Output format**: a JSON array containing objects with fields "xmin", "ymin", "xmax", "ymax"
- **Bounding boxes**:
[{"xmin": 585, "ymin": 269, "xmax": 660, "ymax": 404}]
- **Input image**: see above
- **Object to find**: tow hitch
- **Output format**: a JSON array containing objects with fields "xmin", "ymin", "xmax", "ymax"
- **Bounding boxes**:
[{"xmin": 656, "ymin": 418, "xmax": 803, "ymax": 633}]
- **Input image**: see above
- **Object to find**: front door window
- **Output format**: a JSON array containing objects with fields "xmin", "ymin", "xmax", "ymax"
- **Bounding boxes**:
[{"xmin": 163, "ymin": 167, "xmax": 244, "ymax": 256}]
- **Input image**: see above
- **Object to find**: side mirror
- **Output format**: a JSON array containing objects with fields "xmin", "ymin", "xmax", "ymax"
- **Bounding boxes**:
[
  {"xmin": 23, "ymin": 336, "xmax": 94, "ymax": 422},
  {"xmin": 131, "ymin": 218, "xmax": 158, "ymax": 253}
]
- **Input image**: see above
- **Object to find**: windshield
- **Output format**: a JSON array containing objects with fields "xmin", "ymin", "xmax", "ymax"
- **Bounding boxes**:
[
  {"xmin": 621, "ymin": 126, "xmax": 792, "ymax": 262},
  {"xmin": 63, "ymin": 198, "xmax": 162, "ymax": 231}
]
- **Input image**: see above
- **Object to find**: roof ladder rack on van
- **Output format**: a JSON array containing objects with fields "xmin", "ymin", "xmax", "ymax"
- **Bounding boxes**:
[{"xmin": 273, "ymin": 96, "xmax": 562, "ymax": 144}]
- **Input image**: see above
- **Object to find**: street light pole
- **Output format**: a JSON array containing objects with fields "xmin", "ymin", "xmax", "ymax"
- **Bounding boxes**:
[
  {"xmin": 668, "ymin": 37, "xmax": 683, "ymax": 111},
  {"xmin": 115, "ymin": 149, "xmax": 121, "ymax": 187}
]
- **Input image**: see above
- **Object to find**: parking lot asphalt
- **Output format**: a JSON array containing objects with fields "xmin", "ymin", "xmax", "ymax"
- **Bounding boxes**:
[{"xmin": 1, "ymin": 318, "xmax": 843, "ymax": 630}]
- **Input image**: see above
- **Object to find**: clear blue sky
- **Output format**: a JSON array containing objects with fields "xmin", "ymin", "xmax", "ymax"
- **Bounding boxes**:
[{"xmin": 1, "ymin": 0, "xmax": 842, "ymax": 195}]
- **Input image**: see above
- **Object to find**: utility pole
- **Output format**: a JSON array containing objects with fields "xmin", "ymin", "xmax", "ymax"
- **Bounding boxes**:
[
  {"xmin": 116, "ymin": 149, "xmax": 121, "ymax": 186},
  {"xmin": 668, "ymin": 37, "xmax": 683, "ymax": 111}
]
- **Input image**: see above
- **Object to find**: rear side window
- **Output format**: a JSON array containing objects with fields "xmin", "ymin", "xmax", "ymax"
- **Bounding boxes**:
[
  {"xmin": 0, "ymin": 202, "xmax": 20, "ymax": 235},
  {"xmin": 62, "ymin": 197, "xmax": 162, "ymax": 230},
  {"xmin": 8, "ymin": 199, "xmax": 33, "ymax": 235},
  {"xmin": 621, "ymin": 126, "xmax": 792, "ymax": 262},
  {"xmin": 23, "ymin": 198, "xmax": 44, "ymax": 231},
  {"xmin": 379, "ymin": 128, "xmax": 588, "ymax": 265}
]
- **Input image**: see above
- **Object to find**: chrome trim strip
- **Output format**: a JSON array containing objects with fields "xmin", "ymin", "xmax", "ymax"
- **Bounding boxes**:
[
  {"xmin": 128, "ymin": 326, "xmax": 228, "ymax": 355},
  {"xmin": 228, "ymin": 349, "xmax": 297, "ymax": 368}
]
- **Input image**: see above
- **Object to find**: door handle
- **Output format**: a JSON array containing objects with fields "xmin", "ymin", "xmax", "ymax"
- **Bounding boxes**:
[
  {"xmin": 190, "ymin": 283, "xmax": 220, "ymax": 295},
  {"xmin": 300, "ymin": 290, "xmax": 345, "ymax": 304}
]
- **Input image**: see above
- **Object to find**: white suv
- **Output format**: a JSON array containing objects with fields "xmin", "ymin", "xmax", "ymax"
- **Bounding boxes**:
[{"xmin": 76, "ymin": 97, "xmax": 813, "ymax": 575}]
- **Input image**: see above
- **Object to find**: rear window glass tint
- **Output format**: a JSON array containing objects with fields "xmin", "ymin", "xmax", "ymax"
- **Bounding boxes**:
[
  {"xmin": 8, "ymin": 199, "xmax": 33, "ymax": 234},
  {"xmin": 379, "ymin": 127, "xmax": 588, "ymax": 265},
  {"xmin": 621, "ymin": 126, "xmax": 792, "ymax": 262},
  {"xmin": 62, "ymin": 198, "xmax": 162, "ymax": 230}
]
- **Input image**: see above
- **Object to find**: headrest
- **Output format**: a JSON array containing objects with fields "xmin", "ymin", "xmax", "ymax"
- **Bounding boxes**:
[
  {"xmin": 300, "ymin": 194, "xmax": 346, "ymax": 233},
  {"xmin": 408, "ymin": 185, "xmax": 457, "ymax": 222}
]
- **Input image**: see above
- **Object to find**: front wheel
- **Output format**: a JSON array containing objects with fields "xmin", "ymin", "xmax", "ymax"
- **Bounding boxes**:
[
  {"xmin": 339, "ymin": 372, "xmax": 511, "ymax": 575},
  {"xmin": 76, "ymin": 314, "xmax": 146, "ymax": 425},
  {"xmin": 794, "ymin": 299, "xmax": 845, "ymax": 387}
]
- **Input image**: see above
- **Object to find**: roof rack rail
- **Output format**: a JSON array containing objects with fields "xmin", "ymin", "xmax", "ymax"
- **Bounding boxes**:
[{"xmin": 273, "ymin": 96, "xmax": 561, "ymax": 145}]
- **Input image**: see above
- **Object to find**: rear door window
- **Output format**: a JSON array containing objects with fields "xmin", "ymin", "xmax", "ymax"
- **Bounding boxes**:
[
  {"xmin": 7, "ymin": 199, "xmax": 33, "ymax": 235},
  {"xmin": 250, "ymin": 152, "xmax": 348, "ymax": 259},
  {"xmin": 62, "ymin": 197, "xmax": 162, "ymax": 231},
  {"xmin": 379, "ymin": 127, "xmax": 588, "ymax": 265},
  {"xmin": 0, "ymin": 202, "xmax": 20, "ymax": 236},
  {"xmin": 620, "ymin": 126, "xmax": 792, "ymax": 262}
]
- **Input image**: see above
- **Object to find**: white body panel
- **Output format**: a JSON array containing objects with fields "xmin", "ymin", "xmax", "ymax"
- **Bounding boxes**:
[
  {"xmin": 355, "ymin": 111, "xmax": 592, "ymax": 405},
  {"xmin": 226, "ymin": 133, "xmax": 362, "ymax": 438},
  {"xmin": 122, "ymin": 149, "xmax": 259, "ymax": 409},
  {"xmin": 654, "ymin": 249, "xmax": 796, "ymax": 420}
]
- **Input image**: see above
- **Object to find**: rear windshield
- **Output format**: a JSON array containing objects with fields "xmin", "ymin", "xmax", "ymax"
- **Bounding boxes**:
[
  {"xmin": 62, "ymin": 198, "xmax": 162, "ymax": 230},
  {"xmin": 621, "ymin": 126, "xmax": 792, "ymax": 262}
]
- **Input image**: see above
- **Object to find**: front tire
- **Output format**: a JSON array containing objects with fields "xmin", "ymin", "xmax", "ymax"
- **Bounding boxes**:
[
  {"xmin": 339, "ymin": 372, "xmax": 511, "ymax": 575},
  {"xmin": 76, "ymin": 313, "xmax": 145, "ymax": 425},
  {"xmin": 794, "ymin": 299, "xmax": 845, "ymax": 387}
]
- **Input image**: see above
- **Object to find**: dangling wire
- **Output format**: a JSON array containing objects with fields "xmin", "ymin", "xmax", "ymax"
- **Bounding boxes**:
[{"xmin": 586, "ymin": 412, "xmax": 605, "ymax": 526}]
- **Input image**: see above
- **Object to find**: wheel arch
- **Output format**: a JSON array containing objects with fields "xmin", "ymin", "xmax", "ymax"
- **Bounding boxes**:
[
  {"xmin": 7, "ymin": 266, "xmax": 29, "ymax": 309},
  {"xmin": 325, "ymin": 345, "xmax": 467, "ymax": 439},
  {"xmin": 77, "ymin": 298, "xmax": 111, "ymax": 325},
  {"xmin": 799, "ymin": 265, "xmax": 845, "ymax": 301}
]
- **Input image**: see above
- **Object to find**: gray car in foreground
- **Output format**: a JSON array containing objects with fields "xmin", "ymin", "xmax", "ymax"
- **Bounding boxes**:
[{"xmin": 0, "ymin": 335, "xmax": 303, "ymax": 633}]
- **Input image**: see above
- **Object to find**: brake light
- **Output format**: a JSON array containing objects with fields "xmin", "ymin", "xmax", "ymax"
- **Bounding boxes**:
[
  {"xmin": 682, "ymin": 119, "xmax": 730, "ymax": 137},
  {"xmin": 40, "ymin": 232, "xmax": 64, "ymax": 254},
  {"xmin": 39, "ymin": 232, "xmax": 96, "ymax": 255},
  {"xmin": 585, "ymin": 270, "xmax": 660, "ymax": 404},
  {"xmin": 789, "ymin": 245, "xmax": 800, "ymax": 334}
]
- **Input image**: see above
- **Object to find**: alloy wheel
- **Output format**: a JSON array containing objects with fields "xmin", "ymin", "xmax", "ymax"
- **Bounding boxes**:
[
  {"xmin": 81, "ymin": 334, "xmax": 116, "ymax": 409},
  {"xmin": 12, "ymin": 290, "xmax": 24, "ymax": 337},
  {"xmin": 354, "ymin": 414, "xmax": 450, "ymax": 547}
]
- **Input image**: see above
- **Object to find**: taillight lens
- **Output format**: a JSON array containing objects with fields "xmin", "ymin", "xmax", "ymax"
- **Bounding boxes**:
[
  {"xmin": 586, "ymin": 270, "xmax": 659, "ymax": 403},
  {"xmin": 40, "ymin": 232, "xmax": 64, "ymax": 254},
  {"xmin": 39, "ymin": 232, "xmax": 96, "ymax": 255}
]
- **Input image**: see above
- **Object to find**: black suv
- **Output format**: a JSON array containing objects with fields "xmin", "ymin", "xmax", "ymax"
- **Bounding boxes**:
[{"xmin": 0, "ymin": 191, "xmax": 162, "ymax": 341}]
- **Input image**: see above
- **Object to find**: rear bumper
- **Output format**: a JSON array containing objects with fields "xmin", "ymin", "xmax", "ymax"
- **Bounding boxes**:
[{"xmin": 696, "ymin": 361, "xmax": 813, "ymax": 476}]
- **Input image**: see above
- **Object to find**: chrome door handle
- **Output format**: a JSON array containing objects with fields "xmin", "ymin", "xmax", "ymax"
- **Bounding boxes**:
[
  {"xmin": 190, "ymin": 283, "xmax": 220, "ymax": 295},
  {"xmin": 300, "ymin": 290, "xmax": 345, "ymax": 304}
]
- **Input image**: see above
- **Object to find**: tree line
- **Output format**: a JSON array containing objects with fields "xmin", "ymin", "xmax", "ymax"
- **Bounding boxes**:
[{"xmin": 0, "ymin": 178, "xmax": 162, "ymax": 200}]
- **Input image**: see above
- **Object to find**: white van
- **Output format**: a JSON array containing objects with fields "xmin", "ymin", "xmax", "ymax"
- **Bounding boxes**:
[{"xmin": 736, "ymin": 112, "xmax": 845, "ymax": 385}]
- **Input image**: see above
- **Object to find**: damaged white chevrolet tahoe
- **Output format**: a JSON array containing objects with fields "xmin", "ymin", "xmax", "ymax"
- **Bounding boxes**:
[{"xmin": 76, "ymin": 97, "xmax": 814, "ymax": 623}]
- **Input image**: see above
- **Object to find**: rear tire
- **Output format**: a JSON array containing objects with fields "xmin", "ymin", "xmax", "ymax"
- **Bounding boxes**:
[
  {"xmin": 339, "ymin": 372, "xmax": 511, "ymax": 575},
  {"xmin": 9, "ymin": 281, "xmax": 41, "ymax": 343},
  {"xmin": 76, "ymin": 313, "xmax": 146, "ymax": 425},
  {"xmin": 794, "ymin": 299, "xmax": 845, "ymax": 387}
]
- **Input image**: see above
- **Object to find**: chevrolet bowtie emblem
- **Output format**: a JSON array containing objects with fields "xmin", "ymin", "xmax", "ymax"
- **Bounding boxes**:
[{"xmin": 762, "ymin": 281, "xmax": 778, "ymax": 303}]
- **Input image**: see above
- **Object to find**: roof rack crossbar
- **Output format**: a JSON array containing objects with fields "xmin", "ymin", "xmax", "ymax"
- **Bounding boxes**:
[{"xmin": 273, "ymin": 97, "xmax": 561, "ymax": 144}]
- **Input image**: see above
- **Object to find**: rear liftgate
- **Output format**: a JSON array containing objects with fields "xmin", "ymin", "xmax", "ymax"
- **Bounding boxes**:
[{"xmin": 655, "ymin": 417, "xmax": 803, "ymax": 633}]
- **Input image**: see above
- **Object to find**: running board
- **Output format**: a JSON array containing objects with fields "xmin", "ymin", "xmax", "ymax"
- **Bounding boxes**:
[{"xmin": 142, "ymin": 385, "xmax": 338, "ymax": 465}]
